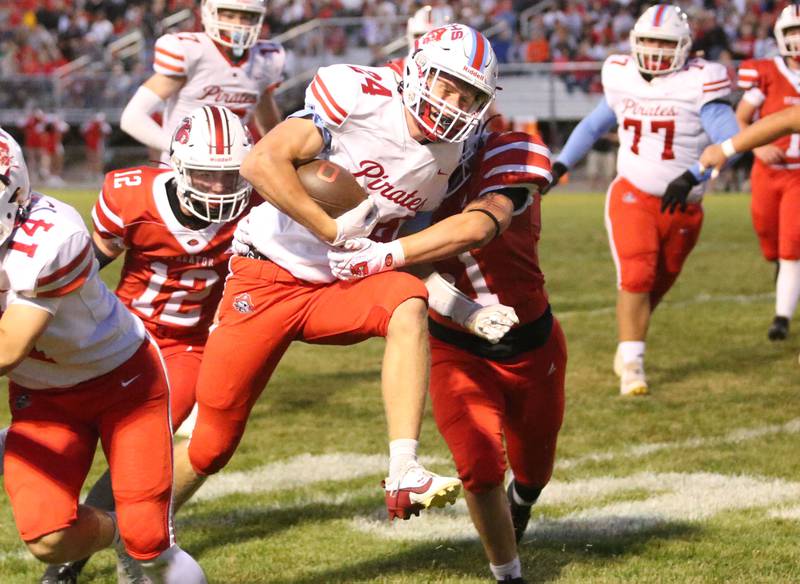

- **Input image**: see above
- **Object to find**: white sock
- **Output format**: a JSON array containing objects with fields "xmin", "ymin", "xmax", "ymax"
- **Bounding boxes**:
[
  {"xmin": 489, "ymin": 556, "xmax": 522, "ymax": 581},
  {"xmin": 140, "ymin": 545, "xmax": 207, "ymax": 584},
  {"xmin": 618, "ymin": 341, "xmax": 645, "ymax": 365},
  {"xmin": 775, "ymin": 259, "xmax": 800, "ymax": 319},
  {"xmin": 388, "ymin": 438, "xmax": 418, "ymax": 481}
]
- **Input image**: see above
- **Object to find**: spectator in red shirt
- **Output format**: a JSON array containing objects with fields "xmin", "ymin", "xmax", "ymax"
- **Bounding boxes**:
[{"xmin": 81, "ymin": 112, "xmax": 111, "ymax": 180}]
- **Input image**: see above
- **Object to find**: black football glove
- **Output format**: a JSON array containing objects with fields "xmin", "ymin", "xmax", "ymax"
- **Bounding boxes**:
[
  {"xmin": 540, "ymin": 161, "xmax": 568, "ymax": 195},
  {"xmin": 661, "ymin": 170, "xmax": 699, "ymax": 214}
]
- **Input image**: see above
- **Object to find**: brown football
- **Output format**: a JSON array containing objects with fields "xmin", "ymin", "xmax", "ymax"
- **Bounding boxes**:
[{"xmin": 296, "ymin": 159, "xmax": 366, "ymax": 218}]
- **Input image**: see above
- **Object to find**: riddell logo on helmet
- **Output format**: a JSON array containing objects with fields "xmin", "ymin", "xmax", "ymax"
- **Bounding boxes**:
[
  {"xmin": 463, "ymin": 66, "xmax": 486, "ymax": 82},
  {"xmin": 0, "ymin": 141, "xmax": 12, "ymax": 170}
]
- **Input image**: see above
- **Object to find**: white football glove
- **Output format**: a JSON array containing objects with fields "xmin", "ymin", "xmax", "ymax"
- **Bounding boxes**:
[
  {"xmin": 462, "ymin": 304, "xmax": 519, "ymax": 344},
  {"xmin": 232, "ymin": 215, "xmax": 254, "ymax": 256},
  {"xmin": 332, "ymin": 197, "xmax": 380, "ymax": 246},
  {"xmin": 328, "ymin": 238, "xmax": 405, "ymax": 280}
]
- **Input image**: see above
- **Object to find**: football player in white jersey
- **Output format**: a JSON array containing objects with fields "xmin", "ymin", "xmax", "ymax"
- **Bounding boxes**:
[
  {"xmin": 543, "ymin": 4, "xmax": 741, "ymax": 396},
  {"xmin": 163, "ymin": 24, "xmax": 498, "ymax": 523},
  {"xmin": 0, "ymin": 128, "xmax": 207, "ymax": 584},
  {"xmin": 120, "ymin": 0, "xmax": 284, "ymax": 158}
]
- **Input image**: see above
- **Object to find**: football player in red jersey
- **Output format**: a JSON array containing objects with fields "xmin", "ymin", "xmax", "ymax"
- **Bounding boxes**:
[
  {"xmin": 0, "ymin": 129, "xmax": 208, "ymax": 584},
  {"xmin": 328, "ymin": 131, "xmax": 561, "ymax": 584},
  {"xmin": 40, "ymin": 104, "xmax": 252, "ymax": 583},
  {"xmin": 735, "ymin": 5, "xmax": 800, "ymax": 341}
]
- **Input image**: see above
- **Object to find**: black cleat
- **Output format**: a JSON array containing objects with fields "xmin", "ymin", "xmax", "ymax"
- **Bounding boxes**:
[
  {"xmin": 40, "ymin": 562, "xmax": 82, "ymax": 584},
  {"xmin": 768, "ymin": 316, "xmax": 790, "ymax": 341},
  {"xmin": 506, "ymin": 481, "xmax": 533, "ymax": 544}
]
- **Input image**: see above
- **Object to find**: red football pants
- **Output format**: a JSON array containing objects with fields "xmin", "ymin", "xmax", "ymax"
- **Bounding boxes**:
[
  {"xmin": 605, "ymin": 176, "xmax": 703, "ymax": 307},
  {"xmin": 3, "ymin": 340, "xmax": 174, "ymax": 561},
  {"xmin": 188, "ymin": 256, "xmax": 427, "ymax": 475},
  {"xmin": 429, "ymin": 319, "xmax": 567, "ymax": 493},
  {"xmin": 750, "ymin": 160, "xmax": 800, "ymax": 261},
  {"xmin": 156, "ymin": 340, "xmax": 204, "ymax": 430}
]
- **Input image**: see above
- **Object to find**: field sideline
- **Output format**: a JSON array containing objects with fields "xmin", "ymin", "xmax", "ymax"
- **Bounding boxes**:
[{"xmin": 1, "ymin": 190, "xmax": 799, "ymax": 583}]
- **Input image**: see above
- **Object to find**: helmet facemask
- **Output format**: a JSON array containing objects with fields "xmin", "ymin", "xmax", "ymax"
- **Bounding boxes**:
[
  {"xmin": 175, "ymin": 165, "xmax": 251, "ymax": 224},
  {"xmin": 405, "ymin": 60, "xmax": 493, "ymax": 143},
  {"xmin": 202, "ymin": 0, "xmax": 265, "ymax": 57},
  {"xmin": 777, "ymin": 25, "xmax": 800, "ymax": 58},
  {"xmin": 630, "ymin": 34, "xmax": 690, "ymax": 75},
  {"xmin": 0, "ymin": 130, "xmax": 31, "ymax": 247}
]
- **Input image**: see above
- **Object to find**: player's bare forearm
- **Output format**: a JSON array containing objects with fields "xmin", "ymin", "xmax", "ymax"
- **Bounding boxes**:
[
  {"xmin": 254, "ymin": 90, "xmax": 282, "ymax": 135},
  {"xmin": 240, "ymin": 118, "xmax": 337, "ymax": 242},
  {"xmin": 0, "ymin": 305, "xmax": 53, "ymax": 374},
  {"xmin": 735, "ymin": 99, "xmax": 757, "ymax": 130},
  {"xmin": 732, "ymin": 105, "xmax": 800, "ymax": 152},
  {"xmin": 399, "ymin": 194, "xmax": 513, "ymax": 264}
]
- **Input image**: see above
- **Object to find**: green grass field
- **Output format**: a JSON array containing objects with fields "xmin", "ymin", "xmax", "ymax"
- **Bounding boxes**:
[{"xmin": 1, "ymin": 190, "xmax": 800, "ymax": 583}]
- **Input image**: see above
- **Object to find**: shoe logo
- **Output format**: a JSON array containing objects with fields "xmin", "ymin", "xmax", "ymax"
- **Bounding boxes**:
[
  {"xmin": 233, "ymin": 292, "xmax": 255, "ymax": 313},
  {"xmin": 13, "ymin": 393, "xmax": 31, "ymax": 410},
  {"xmin": 679, "ymin": 227, "xmax": 689, "ymax": 235},
  {"xmin": 622, "ymin": 192, "xmax": 637, "ymax": 204},
  {"xmin": 121, "ymin": 374, "xmax": 141, "ymax": 388},
  {"xmin": 547, "ymin": 362, "xmax": 556, "ymax": 375}
]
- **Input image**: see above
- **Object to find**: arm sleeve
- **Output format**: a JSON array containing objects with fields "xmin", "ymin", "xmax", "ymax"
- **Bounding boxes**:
[
  {"xmin": 119, "ymin": 86, "xmax": 172, "ymax": 152},
  {"xmin": 91, "ymin": 176, "xmax": 126, "ymax": 247},
  {"xmin": 304, "ymin": 65, "xmax": 360, "ymax": 128},
  {"xmin": 476, "ymin": 131, "xmax": 552, "ymax": 200},
  {"xmin": 687, "ymin": 101, "xmax": 742, "ymax": 181},
  {"xmin": 556, "ymin": 98, "xmax": 617, "ymax": 168}
]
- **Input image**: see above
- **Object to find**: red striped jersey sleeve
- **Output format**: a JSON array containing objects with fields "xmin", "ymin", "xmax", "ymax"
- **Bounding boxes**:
[
  {"xmin": 305, "ymin": 65, "xmax": 360, "ymax": 128},
  {"xmin": 34, "ymin": 231, "xmax": 94, "ymax": 298},
  {"xmin": 153, "ymin": 33, "xmax": 187, "ymax": 76},
  {"xmin": 700, "ymin": 61, "xmax": 732, "ymax": 106},
  {"xmin": 475, "ymin": 132, "xmax": 553, "ymax": 200},
  {"xmin": 91, "ymin": 171, "xmax": 127, "ymax": 242},
  {"xmin": 737, "ymin": 59, "xmax": 760, "ymax": 90}
]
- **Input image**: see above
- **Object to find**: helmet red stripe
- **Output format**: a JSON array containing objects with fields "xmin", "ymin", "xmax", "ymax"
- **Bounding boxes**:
[
  {"xmin": 470, "ymin": 30, "xmax": 486, "ymax": 71},
  {"xmin": 653, "ymin": 4, "xmax": 667, "ymax": 26},
  {"xmin": 209, "ymin": 106, "xmax": 226, "ymax": 155}
]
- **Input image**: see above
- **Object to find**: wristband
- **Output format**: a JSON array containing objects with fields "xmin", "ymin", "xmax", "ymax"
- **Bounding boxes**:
[{"xmin": 720, "ymin": 138, "xmax": 737, "ymax": 158}]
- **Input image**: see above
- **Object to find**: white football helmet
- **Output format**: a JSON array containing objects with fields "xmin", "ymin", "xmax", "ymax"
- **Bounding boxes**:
[
  {"xmin": 406, "ymin": 6, "xmax": 452, "ymax": 50},
  {"xmin": 0, "ymin": 128, "xmax": 31, "ymax": 247},
  {"xmin": 170, "ymin": 105, "xmax": 253, "ymax": 224},
  {"xmin": 403, "ymin": 24, "xmax": 497, "ymax": 143},
  {"xmin": 630, "ymin": 4, "xmax": 692, "ymax": 76},
  {"xmin": 775, "ymin": 5, "xmax": 800, "ymax": 58},
  {"xmin": 202, "ymin": 0, "xmax": 266, "ymax": 55}
]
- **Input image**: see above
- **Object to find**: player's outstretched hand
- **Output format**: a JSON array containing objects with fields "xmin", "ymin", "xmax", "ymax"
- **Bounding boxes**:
[
  {"xmin": 328, "ymin": 238, "xmax": 405, "ymax": 280},
  {"xmin": 332, "ymin": 198, "xmax": 380, "ymax": 246},
  {"xmin": 462, "ymin": 304, "xmax": 519, "ymax": 344},
  {"xmin": 661, "ymin": 170, "xmax": 699, "ymax": 214},
  {"xmin": 540, "ymin": 161, "xmax": 568, "ymax": 195}
]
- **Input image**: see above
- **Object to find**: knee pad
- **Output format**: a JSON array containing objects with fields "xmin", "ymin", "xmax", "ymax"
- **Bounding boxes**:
[
  {"xmin": 620, "ymin": 255, "xmax": 657, "ymax": 293},
  {"xmin": 187, "ymin": 408, "xmax": 247, "ymax": 475},
  {"xmin": 458, "ymin": 445, "xmax": 506, "ymax": 493}
]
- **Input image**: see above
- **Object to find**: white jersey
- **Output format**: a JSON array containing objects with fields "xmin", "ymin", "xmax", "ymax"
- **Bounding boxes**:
[
  {"xmin": 0, "ymin": 194, "xmax": 145, "ymax": 389},
  {"xmin": 242, "ymin": 64, "xmax": 462, "ymax": 283},
  {"xmin": 602, "ymin": 54, "xmax": 731, "ymax": 199},
  {"xmin": 154, "ymin": 31, "xmax": 285, "ymax": 139}
]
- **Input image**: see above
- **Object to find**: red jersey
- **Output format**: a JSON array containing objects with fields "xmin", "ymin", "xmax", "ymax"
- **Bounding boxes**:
[
  {"xmin": 92, "ymin": 166, "xmax": 239, "ymax": 347},
  {"xmin": 430, "ymin": 131, "xmax": 552, "ymax": 331},
  {"xmin": 738, "ymin": 57, "xmax": 800, "ymax": 167},
  {"xmin": 21, "ymin": 114, "xmax": 44, "ymax": 149}
]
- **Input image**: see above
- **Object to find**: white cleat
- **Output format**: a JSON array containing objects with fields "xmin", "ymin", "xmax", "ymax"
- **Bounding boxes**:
[
  {"xmin": 383, "ymin": 462, "xmax": 461, "ymax": 521},
  {"xmin": 116, "ymin": 547, "xmax": 151, "ymax": 584},
  {"xmin": 620, "ymin": 360, "xmax": 648, "ymax": 397}
]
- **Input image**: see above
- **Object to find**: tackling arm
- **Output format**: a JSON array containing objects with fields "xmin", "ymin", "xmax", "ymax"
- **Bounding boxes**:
[
  {"xmin": 91, "ymin": 231, "xmax": 124, "ymax": 269},
  {"xmin": 0, "ymin": 304, "xmax": 54, "ymax": 375},
  {"xmin": 120, "ymin": 74, "xmax": 185, "ymax": 152}
]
